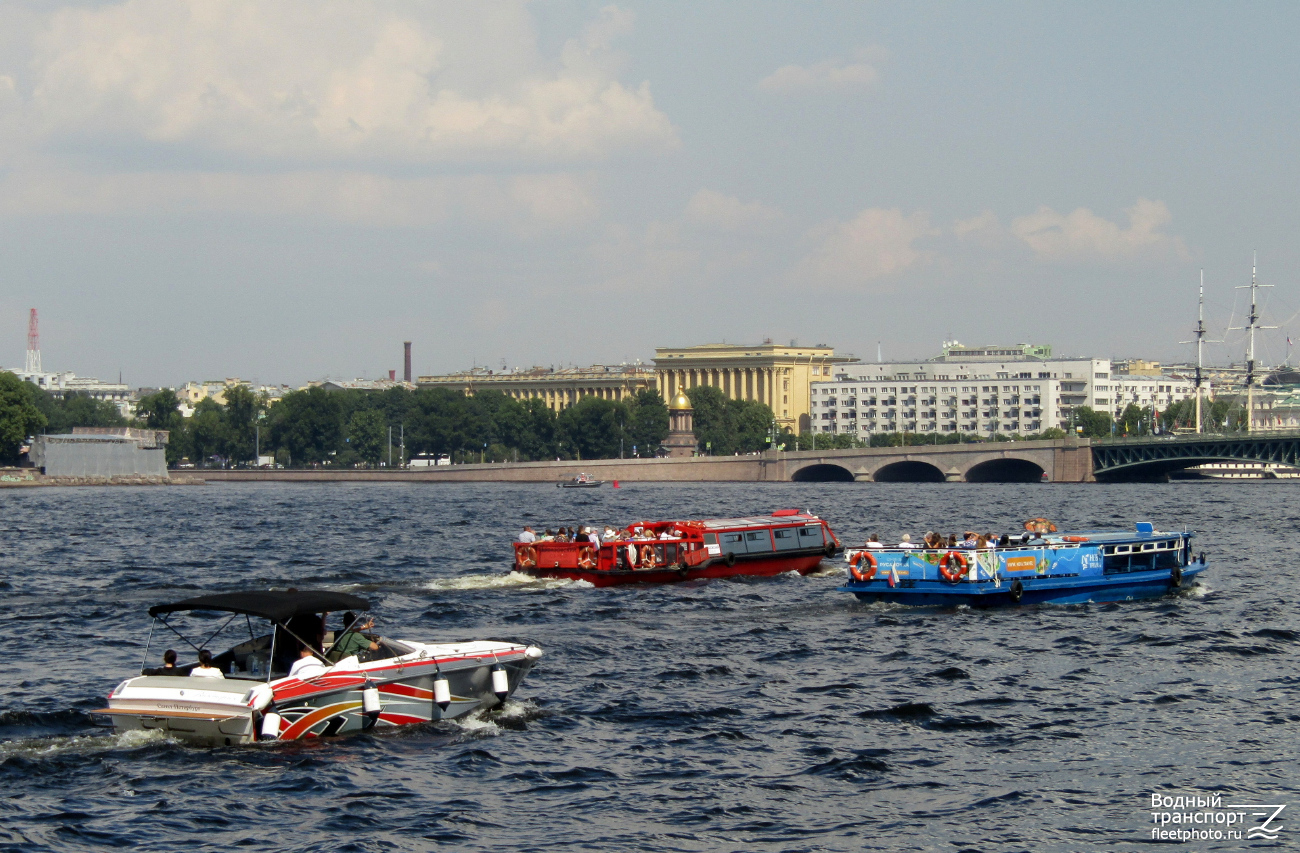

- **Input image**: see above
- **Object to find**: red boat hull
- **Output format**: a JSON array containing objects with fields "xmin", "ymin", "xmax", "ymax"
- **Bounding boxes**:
[{"xmin": 522, "ymin": 553, "xmax": 828, "ymax": 586}]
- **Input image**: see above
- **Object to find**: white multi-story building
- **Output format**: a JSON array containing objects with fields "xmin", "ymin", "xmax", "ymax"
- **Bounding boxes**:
[
  {"xmin": 810, "ymin": 342, "xmax": 1117, "ymax": 439},
  {"xmin": 1111, "ymin": 375, "xmax": 1199, "ymax": 416},
  {"xmin": 5, "ymin": 367, "xmax": 132, "ymax": 417}
]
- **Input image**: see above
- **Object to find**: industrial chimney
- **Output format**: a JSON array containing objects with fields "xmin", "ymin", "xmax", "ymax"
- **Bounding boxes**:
[
  {"xmin": 403, "ymin": 341, "xmax": 412, "ymax": 382},
  {"xmin": 24, "ymin": 306, "xmax": 40, "ymax": 374}
]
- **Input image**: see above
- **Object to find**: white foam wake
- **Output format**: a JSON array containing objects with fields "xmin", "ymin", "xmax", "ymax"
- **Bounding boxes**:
[
  {"xmin": 425, "ymin": 571, "xmax": 592, "ymax": 592},
  {"xmin": 0, "ymin": 727, "xmax": 171, "ymax": 760}
]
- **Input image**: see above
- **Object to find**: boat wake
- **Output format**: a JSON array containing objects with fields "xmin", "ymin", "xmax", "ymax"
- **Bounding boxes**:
[
  {"xmin": 0, "ymin": 726, "xmax": 171, "ymax": 760},
  {"xmin": 453, "ymin": 698, "xmax": 544, "ymax": 735},
  {"xmin": 425, "ymin": 571, "xmax": 593, "ymax": 592}
]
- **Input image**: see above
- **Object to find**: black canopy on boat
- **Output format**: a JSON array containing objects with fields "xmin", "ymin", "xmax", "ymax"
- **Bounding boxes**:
[{"xmin": 148, "ymin": 590, "xmax": 370, "ymax": 623}]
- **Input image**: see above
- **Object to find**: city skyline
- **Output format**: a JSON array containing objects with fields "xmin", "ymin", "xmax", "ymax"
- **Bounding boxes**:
[{"xmin": 1, "ymin": 2, "xmax": 1297, "ymax": 386}]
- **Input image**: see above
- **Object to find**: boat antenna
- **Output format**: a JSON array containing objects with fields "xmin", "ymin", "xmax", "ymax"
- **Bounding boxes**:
[
  {"xmin": 1180, "ymin": 270, "xmax": 1222, "ymax": 434},
  {"xmin": 1230, "ymin": 253, "xmax": 1275, "ymax": 433}
]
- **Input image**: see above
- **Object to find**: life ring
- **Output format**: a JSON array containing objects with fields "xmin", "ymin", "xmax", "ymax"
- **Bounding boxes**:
[
  {"xmin": 577, "ymin": 546, "xmax": 596, "ymax": 569},
  {"xmin": 849, "ymin": 550, "xmax": 877, "ymax": 582},
  {"xmin": 1009, "ymin": 579, "xmax": 1024, "ymax": 604},
  {"xmin": 517, "ymin": 546, "xmax": 537, "ymax": 568},
  {"xmin": 639, "ymin": 545, "xmax": 658, "ymax": 568},
  {"xmin": 939, "ymin": 551, "xmax": 968, "ymax": 583},
  {"xmin": 1023, "ymin": 517, "xmax": 1057, "ymax": 535},
  {"xmin": 724, "ymin": 552, "xmax": 736, "ymax": 568},
  {"xmin": 1061, "ymin": 535, "xmax": 1089, "ymax": 543}
]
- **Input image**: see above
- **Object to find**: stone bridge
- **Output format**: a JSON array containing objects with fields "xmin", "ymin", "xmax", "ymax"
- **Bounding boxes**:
[{"xmin": 189, "ymin": 439, "xmax": 1095, "ymax": 484}]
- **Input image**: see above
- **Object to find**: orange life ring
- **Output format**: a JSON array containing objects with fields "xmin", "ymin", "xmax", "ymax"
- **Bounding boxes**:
[
  {"xmin": 1023, "ymin": 517, "xmax": 1057, "ymax": 534},
  {"xmin": 517, "ymin": 545, "xmax": 538, "ymax": 568},
  {"xmin": 639, "ymin": 544, "xmax": 658, "ymax": 568},
  {"xmin": 577, "ymin": 546, "xmax": 597, "ymax": 569},
  {"xmin": 939, "ymin": 550, "xmax": 968, "ymax": 583},
  {"xmin": 1061, "ymin": 535, "xmax": 1089, "ymax": 543},
  {"xmin": 849, "ymin": 550, "xmax": 877, "ymax": 582}
]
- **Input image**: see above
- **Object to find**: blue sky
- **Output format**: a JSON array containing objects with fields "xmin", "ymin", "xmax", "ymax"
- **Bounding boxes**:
[{"xmin": 1, "ymin": 1, "xmax": 1297, "ymax": 386}]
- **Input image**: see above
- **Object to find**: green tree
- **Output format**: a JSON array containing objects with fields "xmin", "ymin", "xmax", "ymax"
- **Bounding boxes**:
[
  {"xmin": 1117, "ymin": 403, "xmax": 1145, "ymax": 435},
  {"xmin": 1072, "ymin": 405, "xmax": 1113, "ymax": 439},
  {"xmin": 268, "ymin": 386, "xmax": 342, "ymax": 465},
  {"xmin": 557, "ymin": 396, "xmax": 626, "ymax": 459},
  {"xmin": 0, "ymin": 373, "xmax": 47, "ymax": 464},
  {"xmin": 626, "ymin": 389, "xmax": 669, "ymax": 456},
  {"xmin": 37, "ymin": 391, "xmax": 126, "ymax": 433},
  {"xmin": 135, "ymin": 389, "xmax": 188, "ymax": 466},
  {"xmin": 347, "ymin": 409, "xmax": 387, "ymax": 466},
  {"xmin": 221, "ymin": 385, "xmax": 261, "ymax": 465},
  {"xmin": 189, "ymin": 398, "xmax": 227, "ymax": 466}
]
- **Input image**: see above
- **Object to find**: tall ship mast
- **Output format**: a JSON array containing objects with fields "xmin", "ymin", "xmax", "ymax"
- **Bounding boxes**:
[
  {"xmin": 1232, "ymin": 253, "xmax": 1273, "ymax": 433},
  {"xmin": 1181, "ymin": 272, "xmax": 1208, "ymax": 433}
]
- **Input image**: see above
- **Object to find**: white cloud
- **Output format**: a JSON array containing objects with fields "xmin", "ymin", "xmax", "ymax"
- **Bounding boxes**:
[
  {"xmin": 683, "ymin": 189, "xmax": 781, "ymax": 231},
  {"xmin": 14, "ymin": 0, "xmax": 675, "ymax": 164},
  {"xmin": 795, "ymin": 208, "xmax": 934, "ymax": 287},
  {"xmin": 1010, "ymin": 198, "xmax": 1190, "ymax": 262},
  {"xmin": 758, "ymin": 48, "xmax": 884, "ymax": 94},
  {"xmin": 0, "ymin": 169, "xmax": 599, "ymax": 232}
]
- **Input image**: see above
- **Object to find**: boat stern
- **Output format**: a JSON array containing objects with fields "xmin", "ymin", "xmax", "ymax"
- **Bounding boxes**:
[{"xmin": 93, "ymin": 675, "xmax": 261, "ymax": 746}]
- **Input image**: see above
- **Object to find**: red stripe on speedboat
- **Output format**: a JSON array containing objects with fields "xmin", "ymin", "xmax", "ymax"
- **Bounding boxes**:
[
  {"xmin": 280, "ymin": 701, "xmax": 361, "ymax": 740},
  {"xmin": 377, "ymin": 712, "xmax": 426, "ymax": 725},
  {"xmin": 380, "ymin": 682, "xmax": 433, "ymax": 700}
]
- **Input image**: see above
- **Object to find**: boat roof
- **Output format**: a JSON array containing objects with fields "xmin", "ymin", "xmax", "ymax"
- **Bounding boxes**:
[
  {"xmin": 148, "ymin": 590, "xmax": 371, "ymax": 623},
  {"xmin": 686, "ymin": 513, "xmax": 822, "ymax": 530}
]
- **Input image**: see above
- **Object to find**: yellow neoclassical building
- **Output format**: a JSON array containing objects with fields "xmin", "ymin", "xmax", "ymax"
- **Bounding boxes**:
[
  {"xmin": 416, "ymin": 364, "xmax": 656, "ymax": 412},
  {"xmin": 654, "ymin": 342, "xmax": 858, "ymax": 432}
]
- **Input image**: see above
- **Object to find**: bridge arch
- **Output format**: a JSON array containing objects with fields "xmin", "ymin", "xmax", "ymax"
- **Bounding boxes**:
[
  {"xmin": 872, "ymin": 460, "xmax": 946, "ymax": 483},
  {"xmin": 964, "ymin": 457, "xmax": 1045, "ymax": 483},
  {"xmin": 790, "ymin": 463, "xmax": 857, "ymax": 482}
]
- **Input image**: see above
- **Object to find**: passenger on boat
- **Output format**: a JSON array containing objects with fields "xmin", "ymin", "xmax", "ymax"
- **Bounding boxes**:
[
  {"xmin": 586, "ymin": 527, "xmax": 601, "ymax": 547},
  {"xmin": 603, "ymin": 526, "xmax": 619, "ymax": 542},
  {"xmin": 540, "ymin": 528, "xmax": 556, "ymax": 541},
  {"xmin": 328, "ymin": 612, "xmax": 380, "ymax": 662},
  {"xmin": 573, "ymin": 527, "xmax": 590, "ymax": 543},
  {"xmin": 658, "ymin": 528, "xmax": 676, "ymax": 540},
  {"xmin": 144, "ymin": 649, "xmax": 177, "ymax": 676},
  {"xmin": 897, "ymin": 534, "xmax": 918, "ymax": 548},
  {"xmin": 190, "ymin": 649, "xmax": 225, "ymax": 678},
  {"xmin": 517, "ymin": 526, "xmax": 536, "ymax": 543},
  {"xmin": 959, "ymin": 532, "xmax": 979, "ymax": 548},
  {"xmin": 289, "ymin": 646, "xmax": 328, "ymax": 679},
  {"xmin": 999, "ymin": 534, "xmax": 1011, "ymax": 547},
  {"xmin": 865, "ymin": 534, "xmax": 884, "ymax": 549}
]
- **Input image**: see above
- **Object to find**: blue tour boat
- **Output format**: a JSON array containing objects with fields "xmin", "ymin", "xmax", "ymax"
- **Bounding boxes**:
[{"xmin": 839, "ymin": 521, "xmax": 1207, "ymax": 607}]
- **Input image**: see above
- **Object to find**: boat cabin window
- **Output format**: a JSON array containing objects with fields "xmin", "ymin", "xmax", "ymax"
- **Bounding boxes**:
[
  {"xmin": 773, "ymin": 527, "xmax": 800, "ymax": 551},
  {"xmin": 745, "ymin": 530, "xmax": 773, "ymax": 552},
  {"xmin": 720, "ymin": 532, "xmax": 745, "ymax": 553},
  {"xmin": 703, "ymin": 533, "xmax": 718, "ymax": 546},
  {"xmin": 799, "ymin": 526, "xmax": 825, "ymax": 545}
]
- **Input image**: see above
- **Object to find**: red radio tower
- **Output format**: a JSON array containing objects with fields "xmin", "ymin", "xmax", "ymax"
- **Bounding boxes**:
[{"xmin": 25, "ymin": 308, "xmax": 41, "ymax": 373}]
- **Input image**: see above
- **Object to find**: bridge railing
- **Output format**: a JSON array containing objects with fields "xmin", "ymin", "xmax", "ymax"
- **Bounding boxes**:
[{"xmin": 1092, "ymin": 429, "xmax": 1300, "ymax": 446}]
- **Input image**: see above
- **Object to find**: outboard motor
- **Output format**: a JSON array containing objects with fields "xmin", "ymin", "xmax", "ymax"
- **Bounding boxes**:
[{"xmin": 491, "ymin": 664, "xmax": 510, "ymax": 703}]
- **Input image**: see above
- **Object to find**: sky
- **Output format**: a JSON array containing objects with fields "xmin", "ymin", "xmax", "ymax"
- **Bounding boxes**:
[{"xmin": 1, "ymin": 1, "xmax": 1298, "ymax": 387}]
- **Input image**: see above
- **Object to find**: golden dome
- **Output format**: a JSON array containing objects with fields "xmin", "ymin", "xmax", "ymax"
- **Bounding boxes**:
[{"xmin": 669, "ymin": 392, "xmax": 693, "ymax": 411}]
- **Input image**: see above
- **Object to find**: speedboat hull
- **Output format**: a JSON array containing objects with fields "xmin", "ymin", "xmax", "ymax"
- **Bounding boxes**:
[{"xmin": 97, "ymin": 641, "xmax": 541, "ymax": 747}]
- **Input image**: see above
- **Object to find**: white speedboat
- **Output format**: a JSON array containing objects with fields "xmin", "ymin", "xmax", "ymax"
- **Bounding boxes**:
[{"xmin": 94, "ymin": 590, "xmax": 542, "ymax": 746}]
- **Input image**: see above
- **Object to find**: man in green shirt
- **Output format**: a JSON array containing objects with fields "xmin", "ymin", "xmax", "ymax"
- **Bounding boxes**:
[{"xmin": 328, "ymin": 612, "xmax": 381, "ymax": 663}]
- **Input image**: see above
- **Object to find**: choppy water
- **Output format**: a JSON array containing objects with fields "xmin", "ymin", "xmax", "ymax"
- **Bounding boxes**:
[{"xmin": 0, "ymin": 481, "xmax": 1296, "ymax": 852}]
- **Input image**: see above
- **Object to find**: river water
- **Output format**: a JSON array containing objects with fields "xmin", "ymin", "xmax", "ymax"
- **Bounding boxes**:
[{"xmin": 0, "ymin": 481, "xmax": 1295, "ymax": 852}]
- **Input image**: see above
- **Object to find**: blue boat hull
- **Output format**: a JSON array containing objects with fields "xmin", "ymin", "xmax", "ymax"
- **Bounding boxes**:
[
  {"xmin": 837, "ymin": 528, "xmax": 1207, "ymax": 608},
  {"xmin": 840, "ymin": 563, "xmax": 1205, "ymax": 607}
]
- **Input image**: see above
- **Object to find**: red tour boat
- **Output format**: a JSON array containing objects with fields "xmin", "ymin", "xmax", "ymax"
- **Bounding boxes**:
[{"xmin": 513, "ymin": 510, "xmax": 841, "ymax": 586}]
